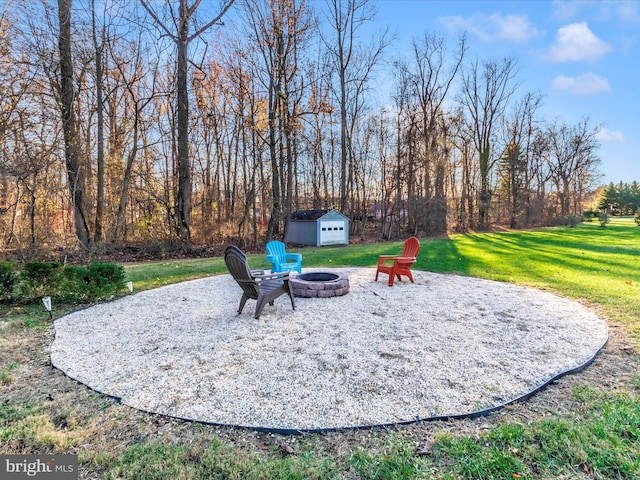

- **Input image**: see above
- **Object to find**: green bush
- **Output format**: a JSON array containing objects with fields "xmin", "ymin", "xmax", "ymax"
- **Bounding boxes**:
[
  {"xmin": 60, "ymin": 265, "xmax": 90, "ymax": 303},
  {"xmin": 566, "ymin": 214, "xmax": 582, "ymax": 227},
  {"xmin": 18, "ymin": 261, "xmax": 63, "ymax": 300},
  {"xmin": 598, "ymin": 211, "xmax": 610, "ymax": 227},
  {"xmin": 583, "ymin": 210, "xmax": 596, "ymax": 222},
  {"xmin": 84, "ymin": 262, "xmax": 126, "ymax": 302},
  {"xmin": 59, "ymin": 263, "xmax": 126, "ymax": 303},
  {"xmin": 8, "ymin": 261, "xmax": 126, "ymax": 304},
  {"xmin": 0, "ymin": 262, "xmax": 19, "ymax": 301},
  {"xmin": 634, "ymin": 208, "xmax": 640, "ymax": 226}
]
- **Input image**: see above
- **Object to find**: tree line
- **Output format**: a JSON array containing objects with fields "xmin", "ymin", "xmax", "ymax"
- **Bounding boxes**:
[
  {"xmin": 0, "ymin": 0, "xmax": 604, "ymax": 254},
  {"xmin": 598, "ymin": 182, "xmax": 640, "ymax": 216}
]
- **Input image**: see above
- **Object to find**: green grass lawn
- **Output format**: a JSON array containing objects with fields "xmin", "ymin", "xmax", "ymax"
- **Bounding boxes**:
[
  {"xmin": 3, "ymin": 218, "xmax": 640, "ymax": 479},
  {"xmin": 126, "ymin": 217, "xmax": 640, "ymax": 337}
]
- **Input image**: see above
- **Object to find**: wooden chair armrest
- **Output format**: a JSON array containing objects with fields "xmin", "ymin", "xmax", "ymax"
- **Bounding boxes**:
[
  {"xmin": 394, "ymin": 256, "xmax": 416, "ymax": 262},
  {"xmin": 254, "ymin": 271, "xmax": 290, "ymax": 281},
  {"xmin": 377, "ymin": 255, "xmax": 398, "ymax": 265}
]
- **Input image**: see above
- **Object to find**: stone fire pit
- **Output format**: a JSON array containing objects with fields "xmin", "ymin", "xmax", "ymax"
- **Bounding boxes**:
[{"xmin": 290, "ymin": 272, "xmax": 349, "ymax": 298}]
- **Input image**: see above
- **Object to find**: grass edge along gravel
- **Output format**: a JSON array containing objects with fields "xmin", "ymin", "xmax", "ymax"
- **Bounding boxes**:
[{"xmin": 125, "ymin": 217, "xmax": 640, "ymax": 338}]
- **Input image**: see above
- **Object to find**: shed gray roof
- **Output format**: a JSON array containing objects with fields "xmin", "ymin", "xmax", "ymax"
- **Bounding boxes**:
[{"xmin": 290, "ymin": 210, "xmax": 328, "ymax": 221}]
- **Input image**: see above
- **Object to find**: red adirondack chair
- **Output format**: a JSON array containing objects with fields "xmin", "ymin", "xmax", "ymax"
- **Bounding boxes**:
[{"xmin": 375, "ymin": 236, "xmax": 420, "ymax": 287}]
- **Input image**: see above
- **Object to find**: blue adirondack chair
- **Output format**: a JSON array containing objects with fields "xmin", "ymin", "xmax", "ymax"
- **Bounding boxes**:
[{"xmin": 266, "ymin": 240, "xmax": 302, "ymax": 274}]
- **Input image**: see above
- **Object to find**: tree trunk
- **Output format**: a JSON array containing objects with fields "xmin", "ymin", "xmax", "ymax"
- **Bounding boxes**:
[
  {"xmin": 431, "ymin": 160, "xmax": 447, "ymax": 236},
  {"xmin": 478, "ymin": 142, "xmax": 491, "ymax": 229},
  {"xmin": 92, "ymin": 0, "xmax": 104, "ymax": 243},
  {"xmin": 176, "ymin": 0, "xmax": 191, "ymax": 244},
  {"xmin": 58, "ymin": 0, "xmax": 90, "ymax": 247},
  {"xmin": 339, "ymin": 66, "xmax": 348, "ymax": 212},
  {"xmin": 266, "ymin": 78, "xmax": 281, "ymax": 240},
  {"xmin": 141, "ymin": 0, "xmax": 235, "ymax": 243},
  {"xmin": 113, "ymin": 118, "xmax": 138, "ymax": 243}
]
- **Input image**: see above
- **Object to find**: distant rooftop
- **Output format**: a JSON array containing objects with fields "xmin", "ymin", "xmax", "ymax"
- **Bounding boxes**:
[{"xmin": 290, "ymin": 210, "xmax": 329, "ymax": 221}]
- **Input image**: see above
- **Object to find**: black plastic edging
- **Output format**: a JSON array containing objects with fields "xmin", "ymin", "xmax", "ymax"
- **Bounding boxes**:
[{"xmin": 48, "ymin": 326, "xmax": 609, "ymax": 436}]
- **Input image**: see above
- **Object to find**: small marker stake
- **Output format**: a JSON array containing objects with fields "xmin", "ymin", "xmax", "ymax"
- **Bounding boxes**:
[{"xmin": 42, "ymin": 296, "xmax": 52, "ymax": 320}]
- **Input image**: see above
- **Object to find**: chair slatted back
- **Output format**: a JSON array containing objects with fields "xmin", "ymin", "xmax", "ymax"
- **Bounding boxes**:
[
  {"xmin": 224, "ymin": 247, "xmax": 259, "ymax": 300},
  {"xmin": 401, "ymin": 237, "xmax": 420, "ymax": 258},
  {"xmin": 225, "ymin": 244, "xmax": 247, "ymax": 262},
  {"xmin": 266, "ymin": 240, "xmax": 287, "ymax": 263}
]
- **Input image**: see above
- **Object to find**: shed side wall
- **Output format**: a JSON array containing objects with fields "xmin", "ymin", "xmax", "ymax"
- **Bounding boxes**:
[{"xmin": 287, "ymin": 221, "xmax": 318, "ymax": 246}]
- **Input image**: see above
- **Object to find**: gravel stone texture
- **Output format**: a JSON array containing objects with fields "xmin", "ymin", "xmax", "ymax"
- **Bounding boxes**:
[{"xmin": 49, "ymin": 268, "xmax": 608, "ymax": 432}]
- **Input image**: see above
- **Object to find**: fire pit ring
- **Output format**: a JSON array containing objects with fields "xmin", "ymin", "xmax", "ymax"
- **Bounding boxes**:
[{"xmin": 290, "ymin": 272, "xmax": 350, "ymax": 298}]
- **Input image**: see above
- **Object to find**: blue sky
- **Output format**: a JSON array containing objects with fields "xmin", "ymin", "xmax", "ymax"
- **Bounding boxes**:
[{"xmin": 369, "ymin": 0, "xmax": 640, "ymax": 185}]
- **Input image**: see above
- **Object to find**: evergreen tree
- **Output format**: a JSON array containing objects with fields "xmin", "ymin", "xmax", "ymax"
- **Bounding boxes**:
[{"xmin": 598, "ymin": 181, "xmax": 640, "ymax": 215}]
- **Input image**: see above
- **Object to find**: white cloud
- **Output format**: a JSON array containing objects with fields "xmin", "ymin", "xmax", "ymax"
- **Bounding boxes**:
[
  {"xmin": 617, "ymin": 2, "xmax": 640, "ymax": 22},
  {"xmin": 438, "ymin": 13, "xmax": 540, "ymax": 43},
  {"xmin": 551, "ymin": 0, "xmax": 585, "ymax": 20},
  {"xmin": 596, "ymin": 127, "xmax": 625, "ymax": 143},
  {"xmin": 551, "ymin": 72, "xmax": 611, "ymax": 95},
  {"xmin": 552, "ymin": 0, "xmax": 639, "ymax": 21},
  {"xmin": 547, "ymin": 22, "xmax": 610, "ymax": 62}
]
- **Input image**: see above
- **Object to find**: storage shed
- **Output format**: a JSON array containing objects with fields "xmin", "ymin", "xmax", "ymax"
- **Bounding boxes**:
[{"xmin": 286, "ymin": 209, "xmax": 349, "ymax": 246}]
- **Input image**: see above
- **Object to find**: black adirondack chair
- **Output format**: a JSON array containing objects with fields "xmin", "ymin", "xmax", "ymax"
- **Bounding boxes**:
[
  {"xmin": 224, "ymin": 246, "xmax": 296, "ymax": 319},
  {"xmin": 225, "ymin": 245, "xmax": 265, "ymax": 278}
]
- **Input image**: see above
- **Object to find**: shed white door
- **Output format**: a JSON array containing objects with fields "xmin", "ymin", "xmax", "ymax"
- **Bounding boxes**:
[{"xmin": 319, "ymin": 220, "xmax": 346, "ymax": 245}]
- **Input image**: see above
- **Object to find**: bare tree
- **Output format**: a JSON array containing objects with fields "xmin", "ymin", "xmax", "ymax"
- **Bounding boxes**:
[
  {"xmin": 459, "ymin": 57, "xmax": 519, "ymax": 229},
  {"xmin": 449, "ymin": 110, "xmax": 475, "ymax": 232},
  {"xmin": 404, "ymin": 32, "xmax": 466, "ymax": 236},
  {"xmin": 390, "ymin": 61, "xmax": 414, "ymax": 238},
  {"xmin": 304, "ymin": 58, "xmax": 334, "ymax": 211},
  {"xmin": 90, "ymin": 0, "xmax": 106, "ymax": 243},
  {"xmin": 546, "ymin": 117, "xmax": 601, "ymax": 217},
  {"xmin": 496, "ymin": 91, "xmax": 542, "ymax": 228},
  {"xmin": 110, "ymin": 36, "xmax": 158, "ymax": 243},
  {"xmin": 244, "ymin": 0, "xmax": 312, "ymax": 240},
  {"xmin": 0, "ymin": 7, "xmax": 32, "ymax": 238},
  {"xmin": 323, "ymin": 0, "xmax": 389, "ymax": 214},
  {"xmin": 141, "ymin": 0, "xmax": 235, "ymax": 244},
  {"xmin": 369, "ymin": 108, "xmax": 394, "ymax": 239},
  {"xmin": 57, "ymin": 0, "xmax": 91, "ymax": 247},
  {"xmin": 0, "ymin": 0, "xmax": 611, "ymax": 252}
]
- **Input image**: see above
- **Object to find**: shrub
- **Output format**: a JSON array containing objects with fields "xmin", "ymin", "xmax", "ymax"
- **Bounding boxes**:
[
  {"xmin": 84, "ymin": 262, "xmax": 126, "ymax": 302},
  {"xmin": 18, "ymin": 261, "xmax": 63, "ymax": 300},
  {"xmin": 0, "ymin": 262, "xmax": 19, "ymax": 301},
  {"xmin": 59, "ymin": 262, "xmax": 126, "ymax": 303},
  {"xmin": 598, "ymin": 211, "xmax": 609, "ymax": 227},
  {"xmin": 566, "ymin": 214, "xmax": 582, "ymax": 228},
  {"xmin": 4, "ymin": 261, "xmax": 126, "ymax": 305},
  {"xmin": 60, "ymin": 265, "xmax": 90, "ymax": 303},
  {"xmin": 583, "ymin": 210, "xmax": 596, "ymax": 222},
  {"xmin": 634, "ymin": 208, "xmax": 640, "ymax": 227}
]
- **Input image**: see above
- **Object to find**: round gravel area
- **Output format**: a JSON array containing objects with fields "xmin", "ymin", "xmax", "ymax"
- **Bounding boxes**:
[{"xmin": 49, "ymin": 268, "xmax": 608, "ymax": 432}]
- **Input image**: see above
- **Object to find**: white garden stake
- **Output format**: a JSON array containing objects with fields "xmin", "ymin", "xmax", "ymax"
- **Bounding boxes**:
[{"xmin": 42, "ymin": 296, "xmax": 52, "ymax": 320}]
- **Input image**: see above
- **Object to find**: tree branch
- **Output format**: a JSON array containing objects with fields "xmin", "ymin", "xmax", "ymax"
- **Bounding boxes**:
[
  {"xmin": 140, "ymin": 0, "xmax": 177, "ymax": 41},
  {"xmin": 188, "ymin": 0, "xmax": 235, "ymax": 42}
]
